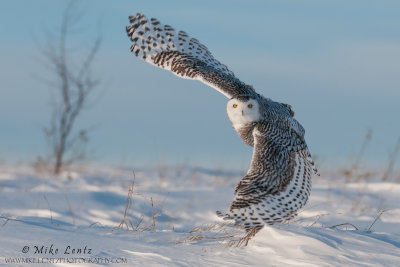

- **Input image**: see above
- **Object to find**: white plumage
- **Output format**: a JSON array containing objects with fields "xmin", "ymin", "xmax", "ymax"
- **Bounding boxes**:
[{"xmin": 126, "ymin": 13, "xmax": 318, "ymax": 233}]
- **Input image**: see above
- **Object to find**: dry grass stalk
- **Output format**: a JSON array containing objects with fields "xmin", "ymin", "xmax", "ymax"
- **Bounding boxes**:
[
  {"xmin": 176, "ymin": 234, "xmax": 237, "ymax": 245},
  {"xmin": 230, "ymin": 227, "xmax": 260, "ymax": 247},
  {"xmin": 115, "ymin": 171, "xmax": 165, "ymax": 232},
  {"xmin": 366, "ymin": 209, "xmax": 388, "ymax": 232},
  {"xmin": 116, "ymin": 172, "xmax": 136, "ymax": 230},
  {"xmin": 176, "ymin": 223, "xmax": 241, "ymax": 245},
  {"xmin": 43, "ymin": 195, "xmax": 54, "ymax": 224},
  {"xmin": 135, "ymin": 215, "xmax": 144, "ymax": 229},
  {"xmin": 353, "ymin": 129, "xmax": 372, "ymax": 171},
  {"xmin": 1, "ymin": 216, "xmax": 13, "ymax": 227},
  {"xmin": 175, "ymin": 235, "xmax": 205, "ymax": 244},
  {"xmin": 189, "ymin": 223, "xmax": 222, "ymax": 233},
  {"xmin": 89, "ymin": 222, "xmax": 104, "ymax": 228},
  {"xmin": 0, "ymin": 216, "xmax": 20, "ymax": 227},
  {"xmin": 328, "ymin": 223, "xmax": 359, "ymax": 230},
  {"xmin": 309, "ymin": 213, "xmax": 331, "ymax": 227},
  {"xmin": 150, "ymin": 197, "xmax": 157, "ymax": 231},
  {"xmin": 341, "ymin": 129, "xmax": 372, "ymax": 183},
  {"xmin": 382, "ymin": 137, "xmax": 400, "ymax": 181},
  {"xmin": 64, "ymin": 194, "xmax": 76, "ymax": 225}
]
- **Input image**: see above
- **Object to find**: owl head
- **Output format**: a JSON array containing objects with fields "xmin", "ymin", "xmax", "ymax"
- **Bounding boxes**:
[{"xmin": 226, "ymin": 96, "xmax": 261, "ymax": 127}]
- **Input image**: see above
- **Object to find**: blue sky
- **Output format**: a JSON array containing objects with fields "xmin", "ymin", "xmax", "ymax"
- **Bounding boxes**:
[{"xmin": 1, "ymin": 0, "xmax": 400, "ymax": 170}]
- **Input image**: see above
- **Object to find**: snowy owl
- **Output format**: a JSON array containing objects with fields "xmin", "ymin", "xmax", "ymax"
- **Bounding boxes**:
[{"xmin": 126, "ymin": 13, "xmax": 318, "ymax": 232}]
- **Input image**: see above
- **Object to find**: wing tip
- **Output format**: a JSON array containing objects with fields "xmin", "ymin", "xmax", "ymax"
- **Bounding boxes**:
[{"xmin": 128, "ymin": 13, "xmax": 146, "ymax": 23}]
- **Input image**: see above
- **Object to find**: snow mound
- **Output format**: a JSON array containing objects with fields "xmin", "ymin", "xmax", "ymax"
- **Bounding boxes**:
[{"xmin": 0, "ymin": 166, "xmax": 399, "ymax": 266}]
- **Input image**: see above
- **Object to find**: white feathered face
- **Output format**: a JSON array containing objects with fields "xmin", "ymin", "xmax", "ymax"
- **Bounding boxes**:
[{"xmin": 226, "ymin": 98, "xmax": 261, "ymax": 127}]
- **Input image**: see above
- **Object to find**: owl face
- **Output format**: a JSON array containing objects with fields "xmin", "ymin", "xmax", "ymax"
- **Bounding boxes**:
[{"xmin": 226, "ymin": 97, "xmax": 261, "ymax": 127}]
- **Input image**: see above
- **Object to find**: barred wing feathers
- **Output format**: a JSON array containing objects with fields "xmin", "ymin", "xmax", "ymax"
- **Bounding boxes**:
[
  {"xmin": 126, "ymin": 13, "xmax": 256, "ymax": 98},
  {"xmin": 218, "ymin": 123, "xmax": 314, "ymax": 231}
]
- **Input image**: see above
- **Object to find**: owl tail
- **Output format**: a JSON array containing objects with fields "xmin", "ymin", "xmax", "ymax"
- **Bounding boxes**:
[
  {"xmin": 216, "ymin": 210, "xmax": 235, "ymax": 220},
  {"xmin": 305, "ymin": 149, "xmax": 320, "ymax": 176},
  {"xmin": 216, "ymin": 210, "xmax": 264, "ymax": 233}
]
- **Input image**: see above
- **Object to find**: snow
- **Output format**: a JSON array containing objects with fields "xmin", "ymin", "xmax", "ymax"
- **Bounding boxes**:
[{"xmin": 0, "ymin": 165, "xmax": 399, "ymax": 266}]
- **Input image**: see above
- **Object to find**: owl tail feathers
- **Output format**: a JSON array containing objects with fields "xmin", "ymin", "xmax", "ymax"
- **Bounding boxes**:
[
  {"xmin": 309, "ymin": 158, "xmax": 320, "ymax": 176},
  {"xmin": 216, "ymin": 210, "xmax": 235, "ymax": 221},
  {"xmin": 306, "ymin": 151, "xmax": 320, "ymax": 176},
  {"xmin": 216, "ymin": 210, "xmax": 264, "ymax": 234}
]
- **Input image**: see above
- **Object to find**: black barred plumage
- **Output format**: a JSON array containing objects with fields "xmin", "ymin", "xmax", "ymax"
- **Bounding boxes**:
[
  {"xmin": 126, "ymin": 13, "xmax": 256, "ymax": 98},
  {"xmin": 126, "ymin": 13, "xmax": 318, "ymax": 233}
]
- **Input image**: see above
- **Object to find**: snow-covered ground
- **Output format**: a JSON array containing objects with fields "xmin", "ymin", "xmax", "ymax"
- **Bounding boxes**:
[{"xmin": 0, "ymin": 165, "xmax": 399, "ymax": 266}]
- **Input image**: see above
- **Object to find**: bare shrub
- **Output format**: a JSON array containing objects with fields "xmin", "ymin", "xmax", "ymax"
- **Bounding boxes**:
[{"xmin": 36, "ymin": 0, "xmax": 102, "ymax": 175}]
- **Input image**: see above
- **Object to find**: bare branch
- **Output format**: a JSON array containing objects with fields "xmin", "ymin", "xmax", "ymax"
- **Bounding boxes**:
[
  {"xmin": 77, "ymin": 35, "xmax": 102, "ymax": 82},
  {"xmin": 366, "ymin": 209, "xmax": 389, "ymax": 232},
  {"xmin": 328, "ymin": 223, "xmax": 359, "ymax": 231},
  {"xmin": 36, "ymin": 0, "xmax": 102, "ymax": 174}
]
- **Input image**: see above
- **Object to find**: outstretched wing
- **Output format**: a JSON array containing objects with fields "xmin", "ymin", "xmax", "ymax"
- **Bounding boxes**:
[
  {"xmin": 229, "ymin": 123, "xmax": 315, "ymax": 211},
  {"xmin": 126, "ymin": 13, "xmax": 256, "ymax": 98}
]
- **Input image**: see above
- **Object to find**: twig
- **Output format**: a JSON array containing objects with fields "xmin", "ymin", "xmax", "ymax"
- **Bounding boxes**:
[
  {"xmin": 89, "ymin": 221, "xmax": 104, "ymax": 228},
  {"xmin": 0, "ymin": 216, "xmax": 18, "ymax": 227},
  {"xmin": 328, "ymin": 223, "xmax": 359, "ymax": 230},
  {"xmin": 366, "ymin": 209, "xmax": 389, "ymax": 232},
  {"xmin": 141, "ymin": 197, "xmax": 162, "ymax": 231},
  {"xmin": 135, "ymin": 215, "xmax": 144, "ymax": 229},
  {"xmin": 176, "ymin": 222, "xmax": 242, "ymax": 245},
  {"xmin": 353, "ymin": 128, "xmax": 372, "ymax": 170},
  {"xmin": 1, "ymin": 217, "xmax": 11, "ymax": 227},
  {"xmin": 231, "ymin": 227, "xmax": 260, "ymax": 247},
  {"xmin": 43, "ymin": 195, "xmax": 54, "ymax": 224},
  {"xmin": 150, "ymin": 197, "xmax": 156, "ymax": 231},
  {"xmin": 115, "ymin": 171, "xmax": 136, "ymax": 230},
  {"xmin": 309, "ymin": 213, "xmax": 331, "ymax": 227},
  {"xmin": 64, "ymin": 194, "xmax": 76, "ymax": 225}
]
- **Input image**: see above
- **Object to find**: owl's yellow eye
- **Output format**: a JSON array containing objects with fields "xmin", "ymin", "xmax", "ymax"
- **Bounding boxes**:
[
  {"xmin": 248, "ymin": 104, "xmax": 253, "ymax": 108},
  {"xmin": 233, "ymin": 104, "xmax": 238, "ymax": 108}
]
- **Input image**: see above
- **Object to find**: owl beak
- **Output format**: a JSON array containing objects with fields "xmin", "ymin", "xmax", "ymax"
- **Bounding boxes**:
[{"xmin": 241, "ymin": 110, "xmax": 244, "ymax": 116}]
